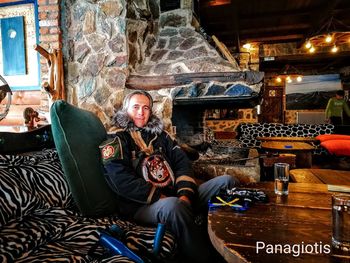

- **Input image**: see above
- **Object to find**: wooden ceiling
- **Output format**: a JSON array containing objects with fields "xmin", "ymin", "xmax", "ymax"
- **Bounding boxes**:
[{"xmin": 197, "ymin": 0, "xmax": 350, "ymax": 74}]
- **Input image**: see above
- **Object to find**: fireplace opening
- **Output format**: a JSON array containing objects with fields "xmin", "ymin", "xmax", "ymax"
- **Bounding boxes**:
[{"xmin": 171, "ymin": 102, "xmax": 261, "ymax": 183}]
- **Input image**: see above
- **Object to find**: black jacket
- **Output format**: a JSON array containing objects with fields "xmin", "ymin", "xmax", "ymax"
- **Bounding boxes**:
[{"xmin": 102, "ymin": 111, "xmax": 197, "ymax": 216}]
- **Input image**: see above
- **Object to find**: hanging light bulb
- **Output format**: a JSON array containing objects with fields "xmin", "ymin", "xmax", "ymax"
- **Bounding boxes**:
[
  {"xmin": 296, "ymin": 76, "xmax": 303, "ymax": 82},
  {"xmin": 242, "ymin": 43, "xmax": 251, "ymax": 50},
  {"xmin": 286, "ymin": 76, "xmax": 292, "ymax": 83},
  {"xmin": 276, "ymin": 76, "xmax": 282, "ymax": 83},
  {"xmin": 325, "ymin": 34, "xmax": 333, "ymax": 43},
  {"xmin": 305, "ymin": 41, "xmax": 312, "ymax": 49},
  {"xmin": 309, "ymin": 46, "xmax": 316, "ymax": 53},
  {"xmin": 331, "ymin": 45, "xmax": 338, "ymax": 53}
]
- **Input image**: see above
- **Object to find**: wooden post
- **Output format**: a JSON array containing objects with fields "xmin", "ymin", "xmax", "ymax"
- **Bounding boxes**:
[
  {"xmin": 34, "ymin": 45, "xmax": 66, "ymax": 101},
  {"xmin": 212, "ymin": 35, "xmax": 240, "ymax": 69}
]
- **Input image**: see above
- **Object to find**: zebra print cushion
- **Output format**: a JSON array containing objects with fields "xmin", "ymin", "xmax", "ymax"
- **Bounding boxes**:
[
  {"xmin": 0, "ymin": 149, "xmax": 176, "ymax": 262},
  {"xmin": 0, "ymin": 149, "xmax": 74, "ymax": 227}
]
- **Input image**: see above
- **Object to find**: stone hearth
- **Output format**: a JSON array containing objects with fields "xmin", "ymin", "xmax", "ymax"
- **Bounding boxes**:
[{"xmin": 192, "ymin": 147, "xmax": 260, "ymax": 183}]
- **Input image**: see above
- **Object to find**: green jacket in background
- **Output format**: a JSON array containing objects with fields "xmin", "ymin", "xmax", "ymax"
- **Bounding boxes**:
[{"xmin": 325, "ymin": 97, "xmax": 350, "ymax": 119}]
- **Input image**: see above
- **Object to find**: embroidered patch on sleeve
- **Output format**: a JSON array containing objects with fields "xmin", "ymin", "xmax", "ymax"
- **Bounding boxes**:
[{"xmin": 99, "ymin": 136, "xmax": 123, "ymax": 164}]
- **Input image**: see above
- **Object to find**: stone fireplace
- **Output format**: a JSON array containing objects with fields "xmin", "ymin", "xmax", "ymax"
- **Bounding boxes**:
[
  {"xmin": 125, "ymin": 7, "xmax": 264, "ymax": 140},
  {"xmin": 62, "ymin": 1, "xmax": 263, "ymax": 130},
  {"xmin": 60, "ymin": 1, "xmax": 261, "ymax": 182}
]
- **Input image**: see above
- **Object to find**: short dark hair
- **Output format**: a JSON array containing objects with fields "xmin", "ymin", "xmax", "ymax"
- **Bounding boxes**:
[
  {"xmin": 336, "ymin": 90, "xmax": 345, "ymax": 97},
  {"xmin": 122, "ymin": 90, "xmax": 153, "ymax": 111}
]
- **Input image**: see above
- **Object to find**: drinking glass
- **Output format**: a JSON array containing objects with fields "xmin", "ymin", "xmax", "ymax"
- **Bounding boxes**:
[
  {"xmin": 274, "ymin": 163, "xmax": 289, "ymax": 195},
  {"xmin": 332, "ymin": 194, "xmax": 350, "ymax": 251}
]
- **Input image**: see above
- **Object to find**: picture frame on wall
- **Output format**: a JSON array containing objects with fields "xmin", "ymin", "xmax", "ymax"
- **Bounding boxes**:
[{"xmin": 285, "ymin": 74, "xmax": 342, "ymax": 110}]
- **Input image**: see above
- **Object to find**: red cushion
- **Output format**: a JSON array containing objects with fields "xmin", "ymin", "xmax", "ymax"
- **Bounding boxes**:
[
  {"xmin": 316, "ymin": 134, "xmax": 350, "ymax": 142},
  {"xmin": 321, "ymin": 140, "xmax": 350, "ymax": 156}
]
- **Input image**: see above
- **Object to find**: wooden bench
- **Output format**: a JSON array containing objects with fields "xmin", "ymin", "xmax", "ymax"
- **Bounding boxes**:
[{"xmin": 290, "ymin": 169, "xmax": 350, "ymax": 185}]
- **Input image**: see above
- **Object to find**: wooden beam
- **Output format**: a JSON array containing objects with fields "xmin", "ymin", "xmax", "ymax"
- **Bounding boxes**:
[
  {"xmin": 224, "ymin": 34, "xmax": 304, "ymax": 47},
  {"xmin": 126, "ymin": 71, "xmax": 264, "ymax": 90},
  {"xmin": 211, "ymin": 35, "xmax": 238, "ymax": 67}
]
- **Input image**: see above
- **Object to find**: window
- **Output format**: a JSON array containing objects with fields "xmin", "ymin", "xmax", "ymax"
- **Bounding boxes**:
[{"xmin": 0, "ymin": 0, "xmax": 40, "ymax": 91}]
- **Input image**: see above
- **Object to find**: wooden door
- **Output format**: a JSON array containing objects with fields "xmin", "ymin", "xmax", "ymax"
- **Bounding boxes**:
[{"xmin": 260, "ymin": 86, "xmax": 284, "ymax": 123}]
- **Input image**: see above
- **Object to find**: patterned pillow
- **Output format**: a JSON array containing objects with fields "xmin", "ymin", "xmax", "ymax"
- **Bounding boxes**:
[{"xmin": 0, "ymin": 149, "xmax": 74, "ymax": 227}]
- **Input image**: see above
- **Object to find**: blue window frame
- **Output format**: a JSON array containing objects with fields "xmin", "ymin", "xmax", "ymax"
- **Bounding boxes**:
[
  {"xmin": 0, "ymin": 0, "xmax": 40, "ymax": 91},
  {"xmin": 1, "ymin": 16, "xmax": 26, "ymax": 76}
]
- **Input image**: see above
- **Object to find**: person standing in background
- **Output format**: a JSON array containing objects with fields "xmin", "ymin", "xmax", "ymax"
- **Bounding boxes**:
[{"xmin": 325, "ymin": 90, "xmax": 350, "ymax": 125}]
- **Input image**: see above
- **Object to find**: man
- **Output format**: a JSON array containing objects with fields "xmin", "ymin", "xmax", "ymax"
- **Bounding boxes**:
[
  {"xmin": 325, "ymin": 90, "xmax": 350, "ymax": 125},
  {"xmin": 101, "ymin": 90, "xmax": 238, "ymax": 262}
]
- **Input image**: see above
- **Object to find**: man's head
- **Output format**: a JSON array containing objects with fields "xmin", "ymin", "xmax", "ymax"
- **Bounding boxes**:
[
  {"xmin": 122, "ymin": 90, "xmax": 153, "ymax": 128},
  {"xmin": 336, "ymin": 90, "xmax": 345, "ymax": 99}
]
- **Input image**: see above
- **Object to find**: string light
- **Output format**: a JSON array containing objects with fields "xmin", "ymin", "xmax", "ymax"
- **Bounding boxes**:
[
  {"xmin": 242, "ymin": 43, "xmax": 251, "ymax": 50},
  {"xmin": 274, "ymin": 65, "xmax": 303, "ymax": 83},
  {"xmin": 325, "ymin": 34, "xmax": 333, "ymax": 43},
  {"xmin": 305, "ymin": 41, "xmax": 312, "ymax": 49}
]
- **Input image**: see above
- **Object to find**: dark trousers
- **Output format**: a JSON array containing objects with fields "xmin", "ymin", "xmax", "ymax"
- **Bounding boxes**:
[
  {"xmin": 133, "ymin": 175, "xmax": 238, "ymax": 263},
  {"xmin": 330, "ymin": 116, "xmax": 343, "ymax": 125}
]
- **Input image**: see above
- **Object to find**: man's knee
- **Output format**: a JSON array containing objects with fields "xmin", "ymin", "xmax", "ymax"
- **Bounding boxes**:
[
  {"xmin": 158, "ymin": 197, "xmax": 192, "ymax": 219},
  {"xmin": 216, "ymin": 174, "xmax": 239, "ymax": 188}
]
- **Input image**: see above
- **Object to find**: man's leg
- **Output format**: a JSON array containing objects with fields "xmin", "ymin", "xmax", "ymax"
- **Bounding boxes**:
[
  {"xmin": 198, "ymin": 174, "xmax": 239, "ymax": 208},
  {"xmin": 133, "ymin": 197, "xmax": 215, "ymax": 263}
]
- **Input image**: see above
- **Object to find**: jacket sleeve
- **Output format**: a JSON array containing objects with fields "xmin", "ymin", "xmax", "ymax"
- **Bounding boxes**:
[
  {"xmin": 325, "ymin": 98, "xmax": 333, "ymax": 119},
  {"xmin": 162, "ymin": 132, "xmax": 198, "ymax": 201},
  {"xmin": 102, "ymin": 135, "xmax": 161, "ymax": 205}
]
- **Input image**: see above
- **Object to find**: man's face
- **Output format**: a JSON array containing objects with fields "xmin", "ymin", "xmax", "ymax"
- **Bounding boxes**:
[
  {"xmin": 127, "ymin": 94, "xmax": 151, "ymax": 128},
  {"xmin": 336, "ymin": 94, "xmax": 343, "ymax": 100}
]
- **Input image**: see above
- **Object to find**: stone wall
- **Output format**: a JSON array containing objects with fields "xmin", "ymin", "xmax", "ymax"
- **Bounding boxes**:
[
  {"xmin": 62, "ymin": 0, "xmax": 128, "ymax": 128},
  {"xmin": 205, "ymin": 109, "xmax": 257, "ymax": 135},
  {"xmin": 1, "ymin": 0, "xmax": 260, "ymax": 133}
]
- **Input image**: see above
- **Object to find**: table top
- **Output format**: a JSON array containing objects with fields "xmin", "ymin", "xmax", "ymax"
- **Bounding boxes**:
[
  {"xmin": 290, "ymin": 169, "xmax": 350, "ymax": 186},
  {"xmin": 0, "ymin": 124, "xmax": 54, "ymax": 154},
  {"xmin": 208, "ymin": 182, "xmax": 350, "ymax": 263},
  {"xmin": 257, "ymin": 136, "xmax": 316, "ymax": 142},
  {"xmin": 261, "ymin": 141, "xmax": 315, "ymax": 151}
]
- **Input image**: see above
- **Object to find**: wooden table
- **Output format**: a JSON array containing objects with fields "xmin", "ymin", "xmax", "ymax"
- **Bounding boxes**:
[
  {"xmin": 290, "ymin": 169, "xmax": 350, "ymax": 185},
  {"xmin": 208, "ymin": 183, "xmax": 350, "ymax": 263},
  {"xmin": 0, "ymin": 124, "xmax": 54, "ymax": 154},
  {"xmin": 261, "ymin": 141, "xmax": 315, "ymax": 168},
  {"xmin": 257, "ymin": 136, "xmax": 316, "ymax": 143}
]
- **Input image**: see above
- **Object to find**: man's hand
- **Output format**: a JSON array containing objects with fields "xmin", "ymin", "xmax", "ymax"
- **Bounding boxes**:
[{"xmin": 179, "ymin": 195, "xmax": 191, "ymax": 205}]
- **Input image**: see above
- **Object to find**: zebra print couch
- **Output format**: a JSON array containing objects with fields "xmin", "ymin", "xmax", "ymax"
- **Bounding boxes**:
[{"xmin": 0, "ymin": 148, "xmax": 176, "ymax": 262}]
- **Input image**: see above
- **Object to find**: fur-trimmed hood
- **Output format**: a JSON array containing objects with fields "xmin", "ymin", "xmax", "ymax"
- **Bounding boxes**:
[{"xmin": 112, "ymin": 109, "xmax": 164, "ymax": 135}]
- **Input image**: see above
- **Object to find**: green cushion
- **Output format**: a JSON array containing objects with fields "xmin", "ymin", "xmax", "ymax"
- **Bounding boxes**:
[{"xmin": 50, "ymin": 100, "xmax": 119, "ymax": 216}]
